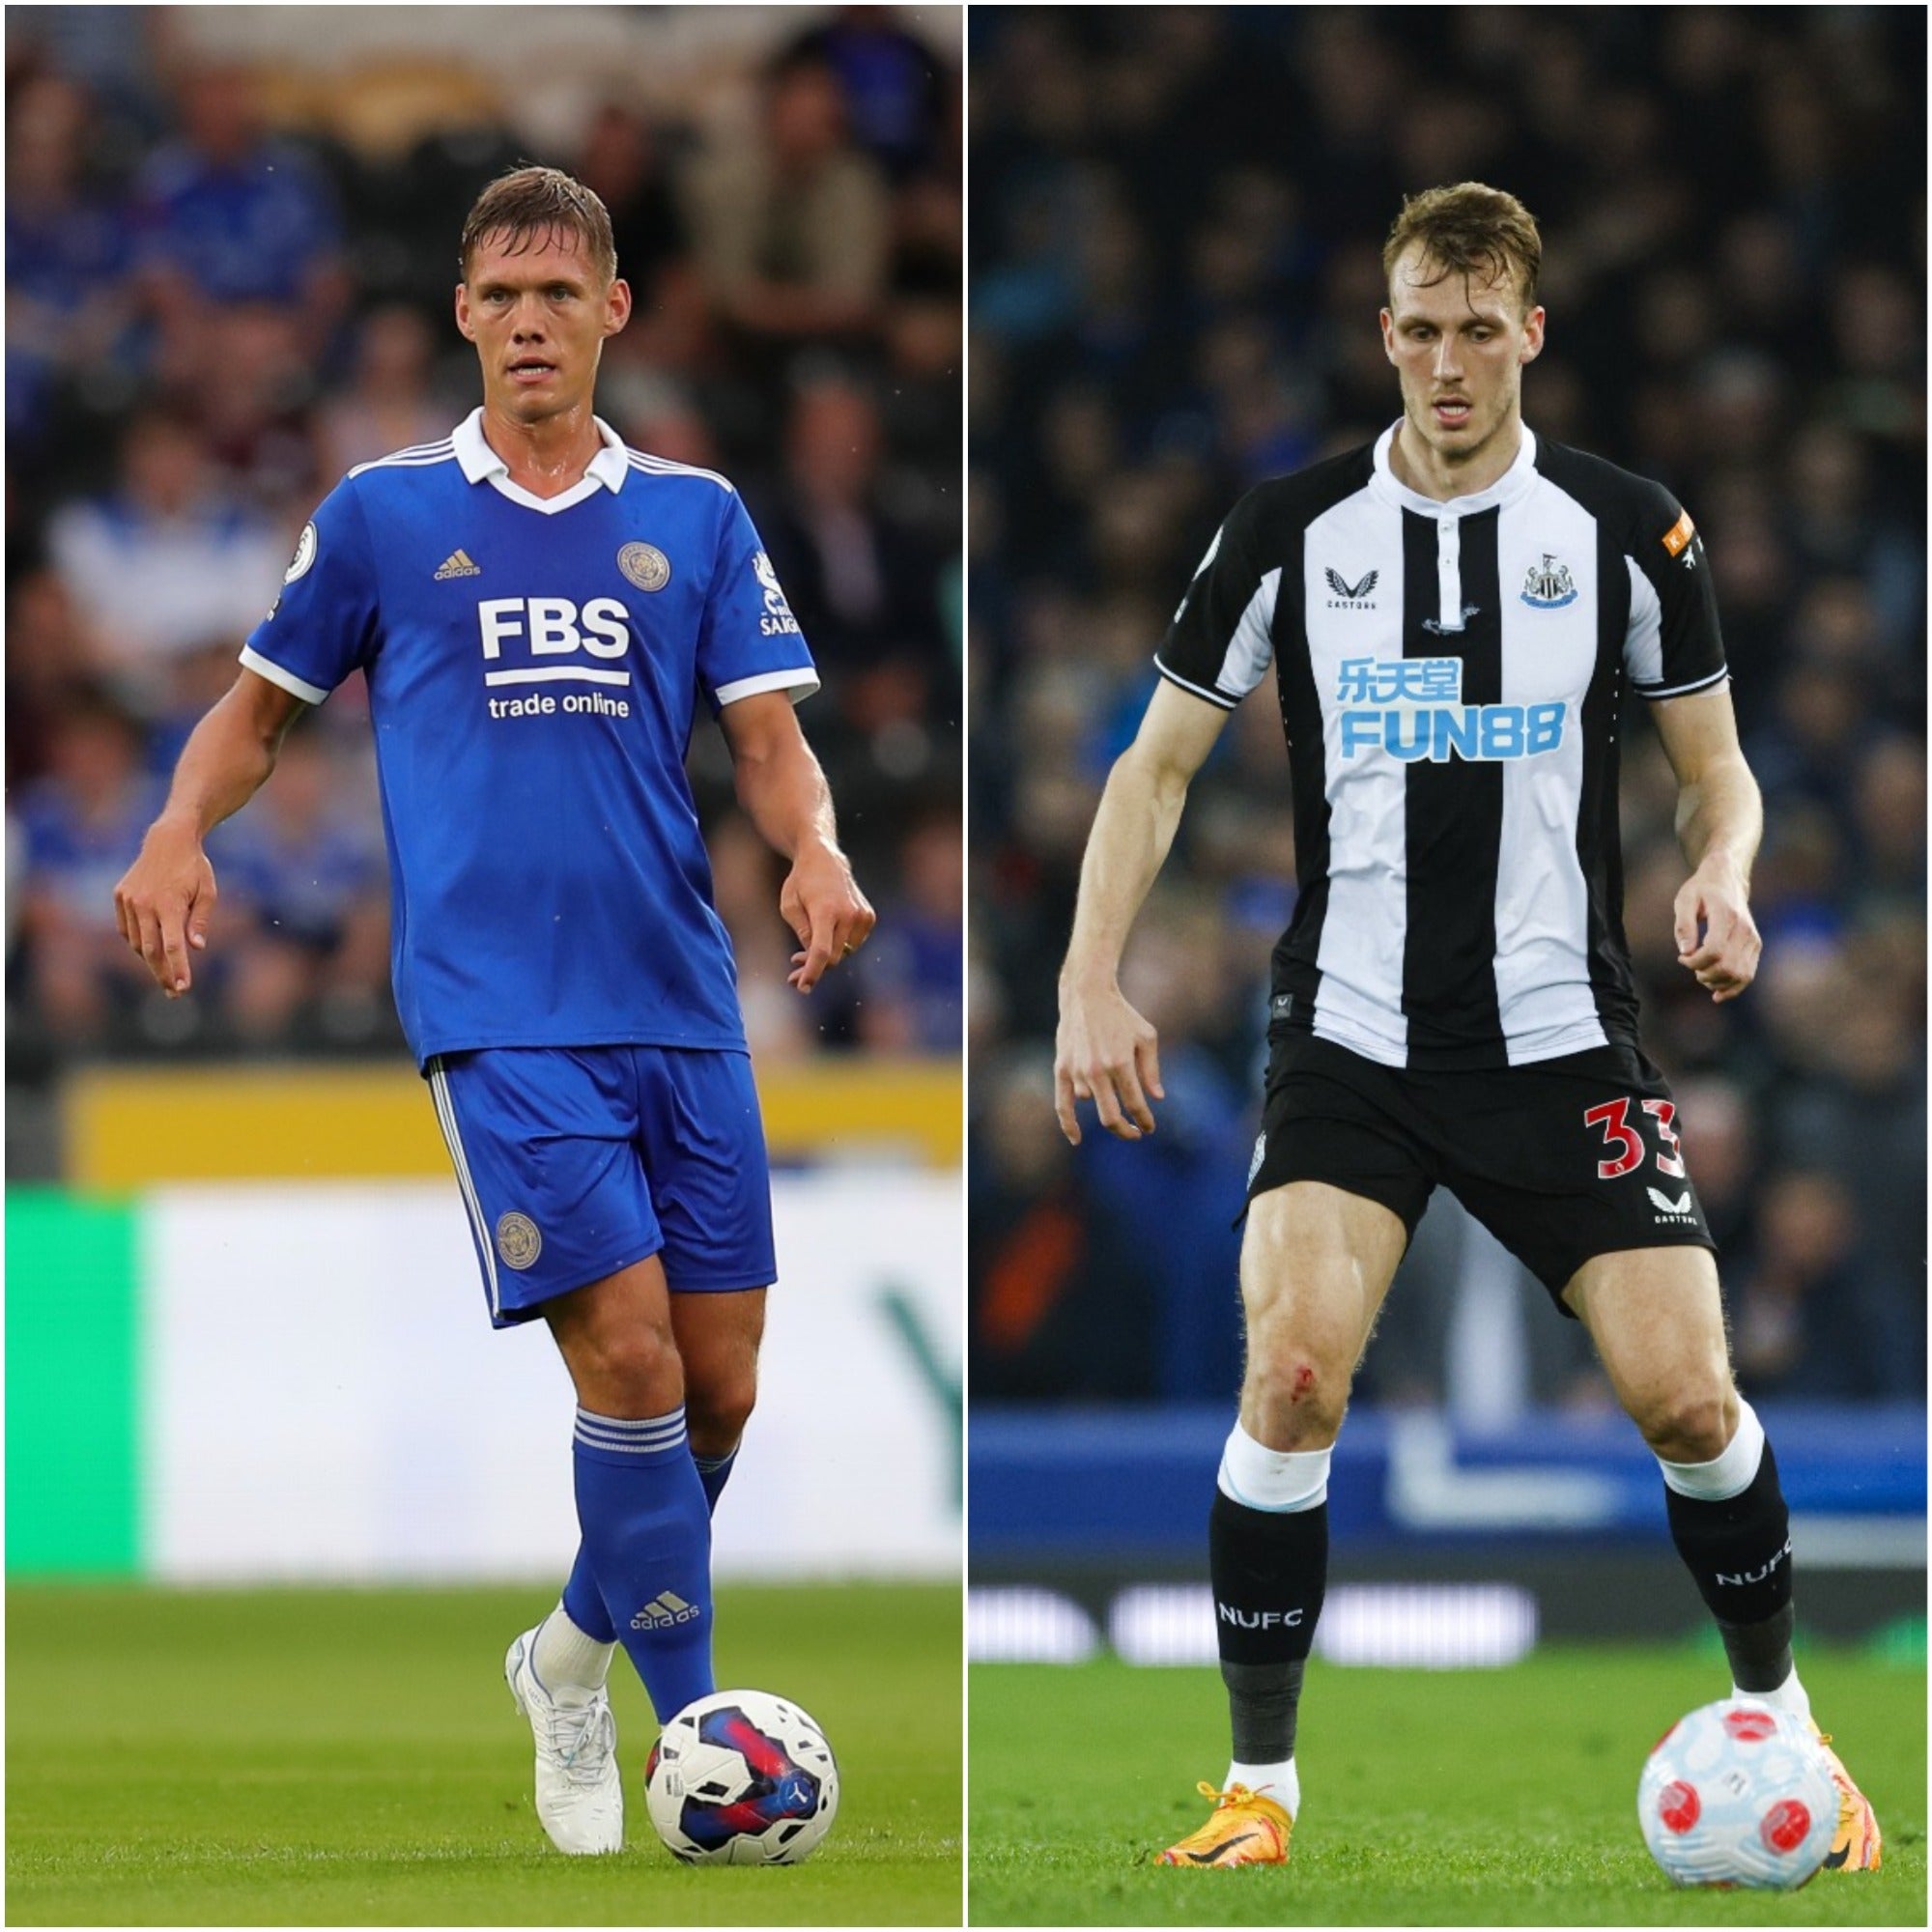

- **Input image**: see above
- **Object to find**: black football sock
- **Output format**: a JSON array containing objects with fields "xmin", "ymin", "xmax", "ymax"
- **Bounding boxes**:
[
  {"xmin": 1223, "ymin": 1657, "xmax": 1309, "ymax": 1763},
  {"xmin": 1663, "ymin": 1436, "xmax": 1795, "ymax": 1630},
  {"xmin": 1718, "ymin": 1601, "xmax": 1797, "ymax": 1695},
  {"xmin": 1210, "ymin": 1489, "xmax": 1326, "ymax": 1763}
]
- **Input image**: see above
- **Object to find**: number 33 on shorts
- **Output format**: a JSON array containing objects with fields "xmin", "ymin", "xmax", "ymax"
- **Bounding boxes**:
[{"xmin": 1583, "ymin": 1095, "xmax": 1686, "ymax": 1181}]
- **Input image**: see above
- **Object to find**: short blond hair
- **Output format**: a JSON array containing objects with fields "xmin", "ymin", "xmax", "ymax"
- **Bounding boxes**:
[
  {"xmin": 1383, "ymin": 182, "xmax": 1541, "ymax": 315},
  {"xmin": 459, "ymin": 165, "xmax": 616, "ymax": 286}
]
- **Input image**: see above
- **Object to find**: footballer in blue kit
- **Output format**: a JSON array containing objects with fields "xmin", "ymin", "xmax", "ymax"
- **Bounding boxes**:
[{"xmin": 116, "ymin": 166, "xmax": 876, "ymax": 1857}]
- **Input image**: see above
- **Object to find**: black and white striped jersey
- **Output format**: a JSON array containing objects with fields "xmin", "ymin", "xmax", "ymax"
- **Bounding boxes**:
[{"xmin": 1156, "ymin": 423, "xmax": 1726, "ymax": 1071}]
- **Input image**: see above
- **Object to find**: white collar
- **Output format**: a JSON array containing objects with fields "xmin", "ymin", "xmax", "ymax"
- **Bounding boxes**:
[
  {"xmin": 1370, "ymin": 418, "xmax": 1540, "ymax": 518},
  {"xmin": 451, "ymin": 407, "xmax": 631, "ymax": 512}
]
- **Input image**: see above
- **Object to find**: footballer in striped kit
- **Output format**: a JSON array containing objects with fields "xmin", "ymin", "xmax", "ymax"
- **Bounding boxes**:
[{"xmin": 1054, "ymin": 180, "xmax": 1879, "ymax": 1875}]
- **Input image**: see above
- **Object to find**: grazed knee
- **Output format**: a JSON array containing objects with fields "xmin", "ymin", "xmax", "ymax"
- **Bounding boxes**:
[{"xmin": 1243, "ymin": 1349, "xmax": 1350, "ymax": 1448}]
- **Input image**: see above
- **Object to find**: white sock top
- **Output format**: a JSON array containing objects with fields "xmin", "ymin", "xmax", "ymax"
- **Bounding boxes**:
[
  {"xmin": 1218, "ymin": 1422, "xmax": 1331, "ymax": 1512},
  {"xmin": 1658, "ymin": 1398, "xmax": 1766, "ymax": 1501},
  {"xmin": 531, "ymin": 1602, "xmax": 615, "ymax": 1702},
  {"xmin": 1732, "ymin": 1669, "xmax": 1811, "ymax": 1722},
  {"xmin": 1227, "ymin": 1757, "xmax": 1300, "ymax": 1818}
]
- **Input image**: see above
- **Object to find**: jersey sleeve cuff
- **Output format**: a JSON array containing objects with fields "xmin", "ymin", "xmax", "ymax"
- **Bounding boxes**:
[
  {"xmin": 1153, "ymin": 655, "xmax": 1239, "ymax": 710},
  {"xmin": 1633, "ymin": 667, "xmax": 1729, "ymax": 701},
  {"xmin": 239, "ymin": 645, "xmax": 328, "ymax": 706},
  {"xmin": 713, "ymin": 667, "xmax": 819, "ymax": 708}
]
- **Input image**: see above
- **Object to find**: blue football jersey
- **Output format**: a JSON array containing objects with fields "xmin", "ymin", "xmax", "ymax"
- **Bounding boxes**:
[{"xmin": 241, "ymin": 409, "xmax": 818, "ymax": 1065}]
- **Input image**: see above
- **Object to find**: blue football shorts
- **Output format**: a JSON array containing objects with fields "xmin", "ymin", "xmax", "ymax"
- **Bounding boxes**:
[{"xmin": 424, "ymin": 1044, "xmax": 776, "ymax": 1327}]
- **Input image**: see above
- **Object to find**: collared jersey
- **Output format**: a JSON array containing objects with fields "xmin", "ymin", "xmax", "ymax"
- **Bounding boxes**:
[
  {"xmin": 242, "ymin": 409, "xmax": 818, "ymax": 1066},
  {"xmin": 1156, "ymin": 423, "xmax": 1726, "ymax": 1071}
]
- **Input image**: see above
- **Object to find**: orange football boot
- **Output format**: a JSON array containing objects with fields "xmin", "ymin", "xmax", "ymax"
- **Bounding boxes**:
[
  {"xmin": 1808, "ymin": 1720, "xmax": 1882, "ymax": 1871},
  {"xmin": 1155, "ymin": 1781, "xmax": 1292, "ymax": 1867}
]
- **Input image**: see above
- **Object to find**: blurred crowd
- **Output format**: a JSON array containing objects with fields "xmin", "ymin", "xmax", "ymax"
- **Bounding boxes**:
[
  {"xmin": 6, "ymin": 6, "xmax": 961, "ymax": 1086},
  {"xmin": 969, "ymin": 8, "xmax": 1925, "ymax": 1410}
]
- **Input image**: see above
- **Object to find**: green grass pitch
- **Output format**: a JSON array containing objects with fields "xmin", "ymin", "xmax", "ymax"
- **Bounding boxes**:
[
  {"xmin": 8, "ymin": 1580, "xmax": 960, "ymax": 1925},
  {"xmin": 970, "ymin": 1647, "xmax": 1924, "ymax": 1925}
]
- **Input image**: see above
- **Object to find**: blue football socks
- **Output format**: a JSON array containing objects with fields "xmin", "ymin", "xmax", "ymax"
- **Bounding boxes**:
[
  {"xmin": 559, "ymin": 1542, "xmax": 617, "ymax": 1645},
  {"xmin": 558, "ymin": 1438, "xmax": 740, "ymax": 1651},
  {"xmin": 693, "ymin": 1446, "xmax": 739, "ymax": 1514},
  {"xmin": 571, "ymin": 1404, "xmax": 715, "ymax": 1721}
]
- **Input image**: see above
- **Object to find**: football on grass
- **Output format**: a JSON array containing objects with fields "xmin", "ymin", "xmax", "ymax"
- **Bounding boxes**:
[
  {"xmin": 1637, "ymin": 1699, "xmax": 1835, "ymax": 1889},
  {"xmin": 645, "ymin": 1689, "xmax": 838, "ymax": 1865}
]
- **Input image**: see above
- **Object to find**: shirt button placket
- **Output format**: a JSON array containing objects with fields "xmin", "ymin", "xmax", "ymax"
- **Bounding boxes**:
[{"xmin": 1436, "ymin": 515, "xmax": 1463, "ymax": 635}]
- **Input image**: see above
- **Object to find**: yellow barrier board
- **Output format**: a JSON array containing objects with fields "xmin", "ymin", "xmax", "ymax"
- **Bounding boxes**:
[{"xmin": 66, "ymin": 1058, "xmax": 961, "ymax": 1186}]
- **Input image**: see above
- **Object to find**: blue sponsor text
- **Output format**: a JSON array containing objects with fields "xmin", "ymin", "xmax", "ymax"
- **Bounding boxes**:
[
  {"xmin": 1339, "ymin": 701, "xmax": 1566, "ymax": 761},
  {"xmin": 1334, "ymin": 656, "xmax": 1565, "ymax": 761}
]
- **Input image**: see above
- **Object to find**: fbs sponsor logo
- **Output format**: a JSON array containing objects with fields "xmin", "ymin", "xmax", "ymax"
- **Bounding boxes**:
[
  {"xmin": 1217, "ymin": 1602, "xmax": 1305, "ymax": 1631},
  {"xmin": 435, "ymin": 548, "xmax": 482, "ymax": 580},
  {"xmin": 1646, "ymin": 1186, "xmax": 1696, "ymax": 1224},
  {"xmin": 475, "ymin": 597, "xmax": 637, "ymax": 721},
  {"xmin": 479, "ymin": 596, "xmax": 630, "ymax": 663},
  {"xmin": 632, "ymin": 1590, "xmax": 700, "ymax": 1631},
  {"xmin": 1324, "ymin": 566, "xmax": 1379, "ymax": 609},
  {"xmin": 1715, "ymin": 1536, "xmax": 1791, "ymax": 1589},
  {"xmin": 1336, "ymin": 656, "xmax": 1565, "ymax": 763}
]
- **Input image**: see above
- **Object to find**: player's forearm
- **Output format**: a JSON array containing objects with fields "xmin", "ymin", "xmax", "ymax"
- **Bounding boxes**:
[
  {"xmin": 1674, "ymin": 753, "xmax": 1763, "ymax": 885},
  {"xmin": 153, "ymin": 684, "xmax": 289, "ymax": 841},
  {"xmin": 1061, "ymin": 746, "xmax": 1191, "ymax": 990},
  {"xmin": 731, "ymin": 727, "xmax": 842, "ymax": 864}
]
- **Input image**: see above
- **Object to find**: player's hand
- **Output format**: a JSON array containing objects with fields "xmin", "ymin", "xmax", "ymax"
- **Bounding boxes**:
[
  {"xmin": 1673, "ymin": 858, "xmax": 1760, "ymax": 1004},
  {"xmin": 781, "ymin": 841, "xmax": 875, "ymax": 993},
  {"xmin": 113, "ymin": 817, "xmax": 217, "ymax": 996},
  {"xmin": 1054, "ymin": 976, "xmax": 1164, "ymax": 1144}
]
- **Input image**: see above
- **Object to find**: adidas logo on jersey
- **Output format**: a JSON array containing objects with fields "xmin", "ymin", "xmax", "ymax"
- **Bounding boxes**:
[
  {"xmin": 630, "ymin": 1591, "xmax": 699, "ymax": 1631},
  {"xmin": 434, "ymin": 548, "xmax": 482, "ymax": 580}
]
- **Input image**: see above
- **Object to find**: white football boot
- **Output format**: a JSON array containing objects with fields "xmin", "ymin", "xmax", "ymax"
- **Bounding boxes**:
[{"xmin": 505, "ymin": 1626, "xmax": 623, "ymax": 1854}]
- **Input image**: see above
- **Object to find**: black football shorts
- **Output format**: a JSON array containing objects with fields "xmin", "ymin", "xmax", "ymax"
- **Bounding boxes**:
[{"xmin": 1245, "ymin": 1031, "xmax": 1717, "ymax": 1311}]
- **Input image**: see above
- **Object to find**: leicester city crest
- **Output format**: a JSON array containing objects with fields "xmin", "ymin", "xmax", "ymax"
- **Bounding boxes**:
[
  {"xmin": 496, "ymin": 1211, "xmax": 543, "ymax": 1270},
  {"xmin": 1520, "ymin": 553, "xmax": 1577, "ymax": 610},
  {"xmin": 618, "ymin": 542, "xmax": 671, "ymax": 591}
]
